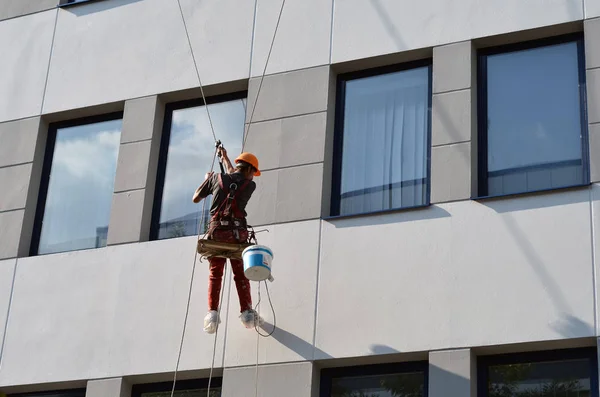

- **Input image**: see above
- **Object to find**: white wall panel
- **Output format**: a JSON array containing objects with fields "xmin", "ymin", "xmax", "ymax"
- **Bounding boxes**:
[
  {"xmin": 315, "ymin": 189, "xmax": 595, "ymax": 359},
  {"xmin": 251, "ymin": 0, "xmax": 332, "ymax": 76},
  {"xmin": 223, "ymin": 220, "xmax": 320, "ymax": 367},
  {"xmin": 179, "ymin": 0, "xmax": 255, "ymax": 86},
  {"xmin": 0, "ymin": 237, "xmax": 229, "ymax": 386},
  {"xmin": 42, "ymin": 0, "xmax": 198, "ymax": 114},
  {"xmin": 0, "ymin": 10, "xmax": 55, "ymax": 122},
  {"xmin": 586, "ymin": 0, "xmax": 600, "ymax": 18},
  {"xmin": 332, "ymin": 0, "xmax": 584, "ymax": 64}
]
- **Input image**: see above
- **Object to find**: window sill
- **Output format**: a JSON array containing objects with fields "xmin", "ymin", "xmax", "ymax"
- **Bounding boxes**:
[
  {"xmin": 58, "ymin": 0, "xmax": 105, "ymax": 7},
  {"xmin": 471, "ymin": 183, "xmax": 591, "ymax": 202},
  {"xmin": 323, "ymin": 203, "xmax": 431, "ymax": 221}
]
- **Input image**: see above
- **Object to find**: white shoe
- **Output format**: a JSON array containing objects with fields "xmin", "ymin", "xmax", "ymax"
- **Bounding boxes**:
[
  {"xmin": 240, "ymin": 309, "xmax": 264, "ymax": 329},
  {"xmin": 203, "ymin": 310, "xmax": 220, "ymax": 334}
]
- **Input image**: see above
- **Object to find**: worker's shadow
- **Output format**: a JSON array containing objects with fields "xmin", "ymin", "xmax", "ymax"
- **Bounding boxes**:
[{"xmin": 259, "ymin": 322, "xmax": 333, "ymax": 360}]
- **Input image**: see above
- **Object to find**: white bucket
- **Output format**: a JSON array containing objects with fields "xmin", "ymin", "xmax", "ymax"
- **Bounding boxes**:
[{"xmin": 242, "ymin": 245, "xmax": 274, "ymax": 282}]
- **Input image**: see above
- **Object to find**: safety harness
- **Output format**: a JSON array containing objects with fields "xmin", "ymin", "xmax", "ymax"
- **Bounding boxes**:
[{"xmin": 208, "ymin": 174, "xmax": 251, "ymax": 243}]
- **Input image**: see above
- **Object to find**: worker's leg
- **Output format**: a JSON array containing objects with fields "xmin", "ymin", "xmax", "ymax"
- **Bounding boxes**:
[
  {"xmin": 230, "ymin": 258, "xmax": 252, "ymax": 312},
  {"xmin": 208, "ymin": 257, "xmax": 226, "ymax": 311}
]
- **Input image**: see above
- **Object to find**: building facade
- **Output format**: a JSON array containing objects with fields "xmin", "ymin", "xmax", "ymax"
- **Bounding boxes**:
[{"xmin": 1, "ymin": 0, "xmax": 600, "ymax": 396}]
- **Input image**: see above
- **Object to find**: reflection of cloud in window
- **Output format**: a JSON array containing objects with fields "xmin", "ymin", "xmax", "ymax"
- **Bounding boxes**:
[
  {"xmin": 159, "ymin": 100, "xmax": 245, "ymax": 234},
  {"xmin": 39, "ymin": 121, "xmax": 122, "ymax": 254}
]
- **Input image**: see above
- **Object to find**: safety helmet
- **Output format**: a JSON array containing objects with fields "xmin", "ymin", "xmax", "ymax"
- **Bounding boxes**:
[{"xmin": 235, "ymin": 152, "xmax": 261, "ymax": 176}]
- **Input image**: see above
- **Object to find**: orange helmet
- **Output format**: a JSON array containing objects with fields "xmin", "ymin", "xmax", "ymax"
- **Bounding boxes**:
[{"xmin": 235, "ymin": 152, "xmax": 261, "ymax": 176}]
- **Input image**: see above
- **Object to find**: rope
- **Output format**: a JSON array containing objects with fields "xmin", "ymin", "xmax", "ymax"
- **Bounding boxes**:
[
  {"xmin": 175, "ymin": 0, "xmax": 218, "ymax": 143},
  {"xmin": 243, "ymin": 0, "xmax": 287, "ymax": 151},
  {"xmin": 169, "ymin": 147, "xmax": 219, "ymax": 397}
]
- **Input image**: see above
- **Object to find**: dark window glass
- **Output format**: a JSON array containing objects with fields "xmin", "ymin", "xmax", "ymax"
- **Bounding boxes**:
[
  {"xmin": 132, "ymin": 380, "xmax": 221, "ymax": 397},
  {"xmin": 35, "ymin": 117, "xmax": 122, "ymax": 255},
  {"xmin": 333, "ymin": 64, "xmax": 431, "ymax": 217},
  {"xmin": 139, "ymin": 390, "xmax": 219, "ymax": 397},
  {"xmin": 479, "ymin": 37, "xmax": 588, "ymax": 197},
  {"xmin": 480, "ymin": 349, "xmax": 598, "ymax": 397},
  {"xmin": 331, "ymin": 372, "xmax": 425, "ymax": 397},
  {"xmin": 155, "ymin": 97, "xmax": 245, "ymax": 240},
  {"xmin": 9, "ymin": 390, "xmax": 86, "ymax": 397},
  {"xmin": 489, "ymin": 359, "xmax": 592, "ymax": 397},
  {"xmin": 321, "ymin": 363, "xmax": 427, "ymax": 397}
]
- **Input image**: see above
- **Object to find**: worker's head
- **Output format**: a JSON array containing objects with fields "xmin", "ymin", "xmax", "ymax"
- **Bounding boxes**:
[{"xmin": 235, "ymin": 152, "xmax": 261, "ymax": 180}]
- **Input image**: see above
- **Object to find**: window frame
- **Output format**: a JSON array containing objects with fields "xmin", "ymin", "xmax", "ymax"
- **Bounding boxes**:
[
  {"xmin": 476, "ymin": 33, "xmax": 590, "ymax": 200},
  {"xmin": 319, "ymin": 361, "xmax": 429, "ymax": 397},
  {"xmin": 330, "ymin": 59, "xmax": 433, "ymax": 218},
  {"xmin": 9, "ymin": 389, "xmax": 86, "ymax": 397},
  {"xmin": 149, "ymin": 91, "xmax": 248, "ymax": 241},
  {"xmin": 30, "ymin": 112, "xmax": 124, "ymax": 257},
  {"xmin": 477, "ymin": 347, "xmax": 599, "ymax": 397},
  {"xmin": 131, "ymin": 378, "xmax": 222, "ymax": 397}
]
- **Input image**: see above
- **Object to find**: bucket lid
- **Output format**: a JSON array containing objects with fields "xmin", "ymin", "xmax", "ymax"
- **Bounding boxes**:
[{"xmin": 242, "ymin": 244, "xmax": 273, "ymax": 257}]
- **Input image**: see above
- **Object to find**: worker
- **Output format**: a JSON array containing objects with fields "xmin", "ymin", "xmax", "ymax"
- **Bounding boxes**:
[{"xmin": 192, "ymin": 147, "xmax": 263, "ymax": 334}]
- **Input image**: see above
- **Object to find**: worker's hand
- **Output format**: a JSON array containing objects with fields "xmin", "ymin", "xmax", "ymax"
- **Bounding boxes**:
[
  {"xmin": 217, "ymin": 146, "xmax": 227, "ymax": 159},
  {"xmin": 205, "ymin": 171, "xmax": 214, "ymax": 180}
]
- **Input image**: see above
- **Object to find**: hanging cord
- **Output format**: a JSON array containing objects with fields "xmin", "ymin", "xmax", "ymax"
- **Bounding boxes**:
[
  {"xmin": 243, "ymin": 0, "xmax": 288, "ymax": 151},
  {"xmin": 254, "ymin": 281, "xmax": 276, "ymax": 338},
  {"xmin": 169, "ymin": 147, "xmax": 220, "ymax": 397}
]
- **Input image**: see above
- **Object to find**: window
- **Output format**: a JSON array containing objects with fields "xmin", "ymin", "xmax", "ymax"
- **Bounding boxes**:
[
  {"xmin": 478, "ymin": 348, "xmax": 599, "ymax": 397},
  {"xmin": 332, "ymin": 61, "xmax": 432, "ymax": 217},
  {"xmin": 477, "ymin": 35, "xmax": 589, "ymax": 198},
  {"xmin": 151, "ymin": 93, "xmax": 246, "ymax": 240},
  {"xmin": 31, "ymin": 114, "xmax": 122, "ymax": 255},
  {"xmin": 132, "ymin": 379, "xmax": 221, "ymax": 397},
  {"xmin": 9, "ymin": 389, "xmax": 86, "ymax": 397},
  {"xmin": 320, "ymin": 362, "xmax": 427, "ymax": 397}
]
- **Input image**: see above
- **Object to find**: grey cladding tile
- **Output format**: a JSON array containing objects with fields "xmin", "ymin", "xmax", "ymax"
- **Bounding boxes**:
[
  {"xmin": 585, "ymin": 18, "xmax": 600, "ymax": 70},
  {"xmin": 113, "ymin": 140, "xmax": 151, "ymax": 193},
  {"xmin": 432, "ymin": 90, "xmax": 472, "ymax": 146},
  {"xmin": 0, "ymin": 210, "xmax": 24, "ymax": 259},
  {"xmin": 431, "ymin": 142, "xmax": 471, "ymax": 203},
  {"xmin": 433, "ymin": 41, "xmax": 473, "ymax": 94},
  {"xmin": 0, "ymin": 164, "xmax": 32, "ymax": 212},
  {"xmin": 244, "ymin": 112, "xmax": 327, "ymax": 171},
  {"xmin": 246, "ymin": 66, "xmax": 330, "ymax": 123},
  {"xmin": 0, "ymin": 117, "xmax": 42, "ymax": 167}
]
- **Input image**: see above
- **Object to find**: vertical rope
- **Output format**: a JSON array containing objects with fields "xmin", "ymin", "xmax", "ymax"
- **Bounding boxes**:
[{"xmin": 170, "ymin": 148, "xmax": 219, "ymax": 397}]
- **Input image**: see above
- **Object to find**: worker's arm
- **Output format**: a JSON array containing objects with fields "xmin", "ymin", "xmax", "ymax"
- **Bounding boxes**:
[
  {"xmin": 192, "ymin": 172, "xmax": 214, "ymax": 203},
  {"xmin": 219, "ymin": 147, "xmax": 236, "ymax": 174}
]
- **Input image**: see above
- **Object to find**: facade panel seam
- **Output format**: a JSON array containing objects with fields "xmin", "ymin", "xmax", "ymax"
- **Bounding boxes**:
[
  {"xmin": 250, "ymin": 63, "xmax": 330, "ymax": 80},
  {"xmin": 433, "ymin": 87, "xmax": 472, "ymax": 96},
  {"xmin": 0, "ymin": 162, "xmax": 33, "ymax": 170},
  {"xmin": 39, "ymin": 8, "xmax": 60, "ymax": 115},
  {"xmin": 431, "ymin": 140, "xmax": 471, "ymax": 149},
  {"xmin": 311, "ymin": 220, "xmax": 324, "ymax": 359},
  {"xmin": 246, "ymin": 110, "xmax": 327, "ymax": 125}
]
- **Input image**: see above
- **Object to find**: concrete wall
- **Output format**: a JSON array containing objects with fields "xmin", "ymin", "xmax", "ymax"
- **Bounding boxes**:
[{"xmin": 0, "ymin": 0, "xmax": 600, "ymax": 396}]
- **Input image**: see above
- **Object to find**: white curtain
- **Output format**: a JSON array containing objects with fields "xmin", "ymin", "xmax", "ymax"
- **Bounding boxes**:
[{"xmin": 339, "ymin": 67, "xmax": 429, "ymax": 216}]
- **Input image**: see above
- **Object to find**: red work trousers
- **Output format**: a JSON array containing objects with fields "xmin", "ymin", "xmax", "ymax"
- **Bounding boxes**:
[{"xmin": 207, "ymin": 229, "xmax": 252, "ymax": 313}]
